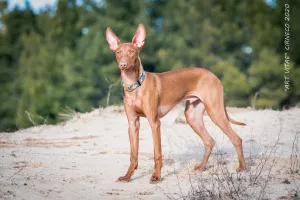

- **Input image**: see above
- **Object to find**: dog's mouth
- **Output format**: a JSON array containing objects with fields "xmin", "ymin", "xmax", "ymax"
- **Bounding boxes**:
[{"xmin": 119, "ymin": 65, "xmax": 134, "ymax": 70}]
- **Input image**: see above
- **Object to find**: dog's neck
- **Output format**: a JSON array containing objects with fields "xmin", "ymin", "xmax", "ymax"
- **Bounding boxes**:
[{"xmin": 121, "ymin": 57, "xmax": 144, "ymax": 86}]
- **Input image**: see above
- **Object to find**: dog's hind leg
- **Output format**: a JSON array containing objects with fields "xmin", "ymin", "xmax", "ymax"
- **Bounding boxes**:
[
  {"xmin": 185, "ymin": 99, "xmax": 215, "ymax": 171},
  {"xmin": 203, "ymin": 87, "xmax": 246, "ymax": 172}
]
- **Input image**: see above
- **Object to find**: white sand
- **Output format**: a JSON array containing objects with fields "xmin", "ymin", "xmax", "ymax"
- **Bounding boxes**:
[{"xmin": 0, "ymin": 106, "xmax": 299, "ymax": 199}]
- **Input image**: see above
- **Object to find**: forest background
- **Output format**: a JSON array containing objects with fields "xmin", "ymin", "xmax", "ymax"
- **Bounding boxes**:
[{"xmin": 0, "ymin": 0, "xmax": 299, "ymax": 131}]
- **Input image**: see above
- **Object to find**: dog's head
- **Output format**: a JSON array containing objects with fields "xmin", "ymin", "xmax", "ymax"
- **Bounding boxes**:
[{"xmin": 106, "ymin": 24, "xmax": 146, "ymax": 70}]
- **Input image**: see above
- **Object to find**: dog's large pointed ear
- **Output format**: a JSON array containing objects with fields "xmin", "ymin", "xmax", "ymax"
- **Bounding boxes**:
[
  {"xmin": 106, "ymin": 27, "xmax": 120, "ymax": 51},
  {"xmin": 132, "ymin": 24, "xmax": 146, "ymax": 48}
]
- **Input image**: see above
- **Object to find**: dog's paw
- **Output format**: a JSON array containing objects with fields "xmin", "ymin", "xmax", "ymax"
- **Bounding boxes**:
[
  {"xmin": 116, "ymin": 176, "xmax": 130, "ymax": 183},
  {"xmin": 236, "ymin": 166, "xmax": 245, "ymax": 173},
  {"xmin": 149, "ymin": 174, "xmax": 161, "ymax": 184},
  {"xmin": 194, "ymin": 163, "xmax": 206, "ymax": 172}
]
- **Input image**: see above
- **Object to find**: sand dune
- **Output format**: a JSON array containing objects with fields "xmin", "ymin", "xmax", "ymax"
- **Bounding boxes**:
[{"xmin": 0, "ymin": 106, "xmax": 299, "ymax": 199}]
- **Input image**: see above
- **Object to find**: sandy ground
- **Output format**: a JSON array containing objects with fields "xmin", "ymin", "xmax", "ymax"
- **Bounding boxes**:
[{"xmin": 0, "ymin": 105, "xmax": 300, "ymax": 200}]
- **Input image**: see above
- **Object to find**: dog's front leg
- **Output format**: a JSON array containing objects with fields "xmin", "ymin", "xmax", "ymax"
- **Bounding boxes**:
[
  {"xmin": 117, "ymin": 116, "xmax": 140, "ymax": 182},
  {"xmin": 148, "ymin": 118, "xmax": 162, "ymax": 184}
]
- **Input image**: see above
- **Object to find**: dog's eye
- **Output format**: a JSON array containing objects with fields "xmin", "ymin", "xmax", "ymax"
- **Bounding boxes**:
[
  {"xmin": 116, "ymin": 51, "xmax": 123, "ymax": 57},
  {"xmin": 128, "ymin": 50, "xmax": 135, "ymax": 54}
]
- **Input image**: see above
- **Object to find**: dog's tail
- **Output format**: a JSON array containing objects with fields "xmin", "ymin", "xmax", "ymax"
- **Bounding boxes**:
[{"xmin": 224, "ymin": 107, "xmax": 246, "ymax": 126}]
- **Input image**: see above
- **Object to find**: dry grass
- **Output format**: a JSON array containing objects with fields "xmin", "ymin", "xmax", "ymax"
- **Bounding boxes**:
[
  {"xmin": 290, "ymin": 129, "xmax": 300, "ymax": 174},
  {"xmin": 161, "ymin": 117, "xmax": 300, "ymax": 200},
  {"xmin": 58, "ymin": 106, "xmax": 78, "ymax": 121}
]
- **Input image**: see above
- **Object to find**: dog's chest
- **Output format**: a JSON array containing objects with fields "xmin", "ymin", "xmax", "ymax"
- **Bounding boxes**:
[{"xmin": 124, "ymin": 94, "xmax": 145, "ymax": 116}]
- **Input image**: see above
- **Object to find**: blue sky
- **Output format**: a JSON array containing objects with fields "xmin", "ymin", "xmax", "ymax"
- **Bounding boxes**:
[{"xmin": 8, "ymin": 0, "xmax": 58, "ymax": 12}]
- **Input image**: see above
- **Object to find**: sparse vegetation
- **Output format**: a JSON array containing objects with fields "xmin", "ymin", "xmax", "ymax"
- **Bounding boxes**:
[
  {"xmin": 160, "ymin": 116, "xmax": 300, "ymax": 200},
  {"xmin": 58, "ymin": 106, "xmax": 78, "ymax": 121}
]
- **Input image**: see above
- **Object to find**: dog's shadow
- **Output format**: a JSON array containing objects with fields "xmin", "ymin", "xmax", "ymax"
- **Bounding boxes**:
[
  {"xmin": 130, "ymin": 157, "xmax": 191, "ymax": 182},
  {"xmin": 131, "ymin": 169, "xmax": 173, "ymax": 182},
  {"xmin": 130, "ymin": 169, "xmax": 153, "ymax": 181}
]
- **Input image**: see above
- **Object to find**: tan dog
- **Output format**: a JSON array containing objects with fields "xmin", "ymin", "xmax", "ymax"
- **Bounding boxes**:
[{"xmin": 106, "ymin": 24, "xmax": 246, "ymax": 184}]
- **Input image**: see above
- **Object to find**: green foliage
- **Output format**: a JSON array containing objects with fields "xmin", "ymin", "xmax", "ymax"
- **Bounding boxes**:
[
  {"xmin": 211, "ymin": 60, "xmax": 250, "ymax": 107},
  {"xmin": 0, "ymin": 0, "xmax": 299, "ymax": 131},
  {"xmin": 249, "ymin": 49, "xmax": 288, "ymax": 109}
]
